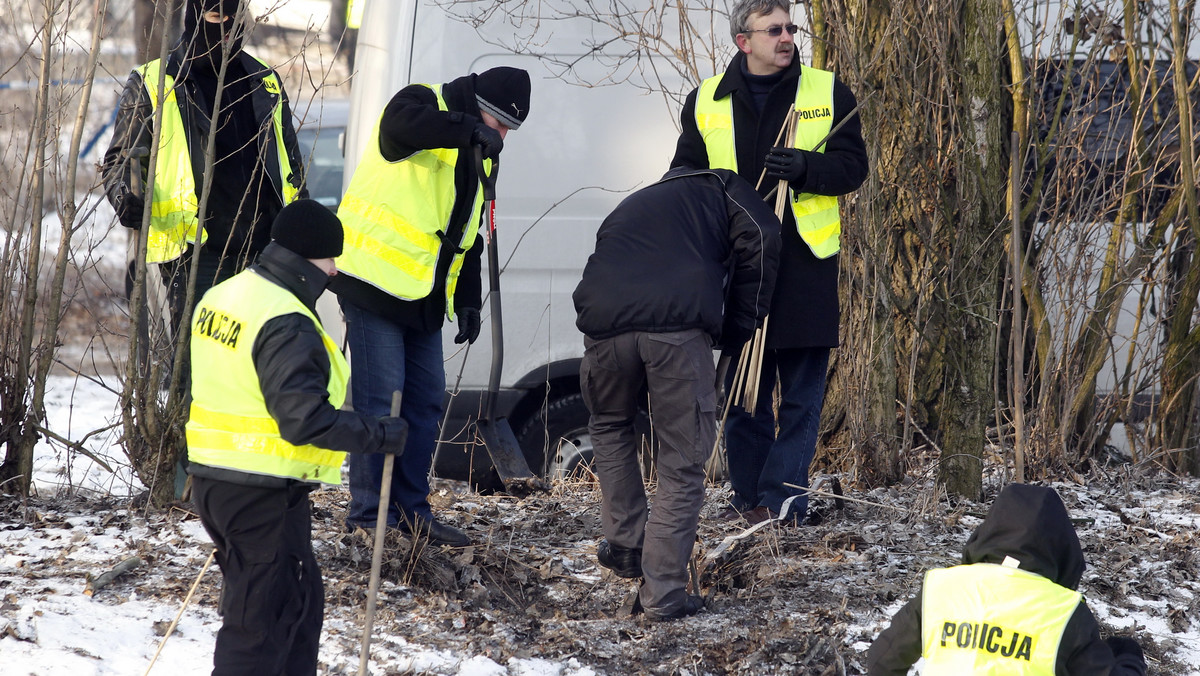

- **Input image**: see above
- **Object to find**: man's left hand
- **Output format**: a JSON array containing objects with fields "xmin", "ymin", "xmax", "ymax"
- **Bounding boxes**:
[
  {"xmin": 471, "ymin": 123, "xmax": 504, "ymax": 160},
  {"xmin": 454, "ymin": 307, "xmax": 481, "ymax": 344},
  {"xmin": 764, "ymin": 147, "xmax": 808, "ymax": 183}
]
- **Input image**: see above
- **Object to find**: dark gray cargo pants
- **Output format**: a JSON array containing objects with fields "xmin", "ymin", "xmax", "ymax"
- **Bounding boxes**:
[{"xmin": 580, "ymin": 328, "xmax": 716, "ymax": 615}]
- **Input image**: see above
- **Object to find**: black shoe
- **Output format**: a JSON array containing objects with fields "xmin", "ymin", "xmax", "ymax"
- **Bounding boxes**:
[
  {"xmin": 402, "ymin": 517, "xmax": 470, "ymax": 547},
  {"xmin": 597, "ymin": 540, "xmax": 643, "ymax": 578},
  {"xmin": 644, "ymin": 594, "xmax": 705, "ymax": 621}
]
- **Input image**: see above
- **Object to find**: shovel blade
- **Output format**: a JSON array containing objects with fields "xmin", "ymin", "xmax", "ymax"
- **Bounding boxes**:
[{"xmin": 477, "ymin": 417, "xmax": 547, "ymax": 493}]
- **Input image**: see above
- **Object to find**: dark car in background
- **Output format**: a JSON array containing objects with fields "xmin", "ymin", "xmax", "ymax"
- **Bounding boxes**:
[{"xmin": 293, "ymin": 97, "xmax": 350, "ymax": 210}]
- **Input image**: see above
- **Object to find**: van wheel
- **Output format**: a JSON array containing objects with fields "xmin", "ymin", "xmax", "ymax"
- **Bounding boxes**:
[{"xmin": 517, "ymin": 393, "xmax": 594, "ymax": 479}]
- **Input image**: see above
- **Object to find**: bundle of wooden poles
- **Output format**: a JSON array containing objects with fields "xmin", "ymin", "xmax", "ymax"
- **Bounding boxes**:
[{"xmin": 716, "ymin": 109, "xmax": 800, "ymax": 446}]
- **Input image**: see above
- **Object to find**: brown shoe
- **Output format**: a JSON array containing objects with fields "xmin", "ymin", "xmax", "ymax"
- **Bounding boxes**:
[
  {"xmin": 743, "ymin": 506, "xmax": 777, "ymax": 525},
  {"xmin": 715, "ymin": 505, "xmax": 745, "ymax": 521}
]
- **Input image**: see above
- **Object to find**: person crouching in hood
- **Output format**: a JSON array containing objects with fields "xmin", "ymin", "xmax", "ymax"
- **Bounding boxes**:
[{"xmin": 867, "ymin": 483, "xmax": 1146, "ymax": 675}]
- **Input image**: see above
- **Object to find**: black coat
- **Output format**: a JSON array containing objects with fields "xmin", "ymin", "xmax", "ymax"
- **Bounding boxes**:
[
  {"xmin": 866, "ymin": 484, "xmax": 1147, "ymax": 676},
  {"xmin": 328, "ymin": 74, "xmax": 486, "ymax": 332},
  {"xmin": 573, "ymin": 167, "xmax": 781, "ymax": 346},
  {"xmin": 188, "ymin": 243, "xmax": 404, "ymax": 488},
  {"xmin": 671, "ymin": 50, "xmax": 868, "ymax": 349},
  {"xmin": 101, "ymin": 47, "xmax": 307, "ymax": 261}
]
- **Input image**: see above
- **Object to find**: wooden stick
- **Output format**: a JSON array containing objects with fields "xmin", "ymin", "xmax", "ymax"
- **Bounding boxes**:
[
  {"xmin": 144, "ymin": 549, "xmax": 214, "ymax": 676},
  {"xmin": 729, "ymin": 339, "xmax": 752, "ymax": 409},
  {"xmin": 782, "ymin": 482, "xmax": 920, "ymax": 514},
  {"xmin": 743, "ymin": 323, "xmax": 765, "ymax": 412},
  {"xmin": 359, "ymin": 390, "xmax": 403, "ymax": 676}
]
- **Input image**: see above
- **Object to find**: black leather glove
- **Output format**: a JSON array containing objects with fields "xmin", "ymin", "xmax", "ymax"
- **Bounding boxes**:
[
  {"xmin": 379, "ymin": 416, "xmax": 409, "ymax": 455},
  {"xmin": 764, "ymin": 146, "xmax": 808, "ymax": 183},
  {"xmin": 115, "ymin": 191, "xmax": 145, "ymax": 229},
  {"xmin": 470, "ymin": 123, "xmax": 504, "ymax": 160},
  {"xmin": 454, "ymin": 307, "xmax": 481, "ymax": 344},
  {"xmin": 1105, "ymin": 636, "xmax": 1144, "ymax": 661}
]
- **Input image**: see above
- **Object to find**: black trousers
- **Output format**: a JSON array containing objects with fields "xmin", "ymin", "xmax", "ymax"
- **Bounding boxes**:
[{"xmin": 192, "ymin": 477, "xmax": 324, "ymax": 676}]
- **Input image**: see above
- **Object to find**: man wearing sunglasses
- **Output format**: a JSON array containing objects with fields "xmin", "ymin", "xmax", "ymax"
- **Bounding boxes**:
[{"xmin": 671, "ymin": 0, "xmax": 869, "ymax": 526}]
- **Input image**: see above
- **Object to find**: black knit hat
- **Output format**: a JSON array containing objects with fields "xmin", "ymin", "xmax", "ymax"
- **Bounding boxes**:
[
  {"xmin": 270, "ymin": 199, "xmax": 344, "ymax": 259},
  {"xmin": 475, "ymin": 67, "xmax": 531, "ymax": 131}
]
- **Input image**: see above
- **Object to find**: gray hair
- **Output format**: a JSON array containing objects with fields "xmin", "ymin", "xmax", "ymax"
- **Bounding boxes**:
[{"xmin": 729, "ymin": 0, "xmax": 792, "ymax": 42}]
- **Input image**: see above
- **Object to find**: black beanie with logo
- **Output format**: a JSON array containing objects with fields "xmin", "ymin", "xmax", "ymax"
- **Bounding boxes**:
[
  {"xmin": 270, "ymin": 199, "xmax": 344, "ymax": 260},
  {"xmin": 474, "ymin": 67, "xmax": 531, "ymax": 130}
]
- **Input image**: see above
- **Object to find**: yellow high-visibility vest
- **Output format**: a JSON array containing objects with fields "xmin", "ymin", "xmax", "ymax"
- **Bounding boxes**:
[
  {"xmin": 694, "ymin": 65, "xmax": 842, "ymax": 259},
  {"xmin": 336, "ymin": 84, "xmax": 488, "ymax": 319},
  {"xmin": 920, "ymin": 563, "xmax": 1081, "ymax": 675},
  {"xmin": 186, "ymin": 269, "xmax": 349, "ymax": 484},
  {"xmin": 138, "ymin": 57, "xmax": 299, "ymax": 263},
  {"xmin": 346, "ymin": 0, "xmax": 363, "ymax": 29}
]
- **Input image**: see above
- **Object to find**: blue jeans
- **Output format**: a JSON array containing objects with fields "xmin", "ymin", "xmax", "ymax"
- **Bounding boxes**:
[
  {"xmin": 724, "ymin": 346, "xmax": 830, "ymax": 520},
  {"xmin": 342, "ymin": 300, "xmax": 446, "ymax": 528}
]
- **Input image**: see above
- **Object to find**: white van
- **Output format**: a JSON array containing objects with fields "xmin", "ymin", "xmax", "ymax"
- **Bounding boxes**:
[{"xmin": 335, "ymin": 1, "xmax": 727, "ymax": 482}]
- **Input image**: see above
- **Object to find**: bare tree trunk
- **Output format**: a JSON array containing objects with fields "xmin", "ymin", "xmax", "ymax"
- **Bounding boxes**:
[
  {"xmin": 936, "ymin": 0, "xmax": 1008, "ymax": 499},
  {"xmin": 817, "ymin": 0, "xmax": 901, "ymax": 487},
  {"xmin": 821, "ymin": 0, "xmax": 1008, "ymax": 497},
  {"xmin": 1159, "ymin": 0, "xmax": 1200, "ymax": 473},
  {"xmin": 0, "ymin": 1, "xmax": 58, "ymax": 496},
  {"xmin": 120, "ymin": 0, "xmax": 187, "ymax": 507}
]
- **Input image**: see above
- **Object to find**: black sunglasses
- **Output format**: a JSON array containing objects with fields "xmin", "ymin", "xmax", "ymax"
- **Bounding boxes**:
[{"xmin": 743, "ymin": 24, "xmax": 800, "ymax": 37}]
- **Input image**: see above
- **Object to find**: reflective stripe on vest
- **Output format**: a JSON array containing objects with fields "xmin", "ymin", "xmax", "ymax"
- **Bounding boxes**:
[
  {"xmin": 695, "ymin": 66, "xmax": 842, "ymax": 258},
  {"xmin": 920, "ymin": 563, "xmax": 1080, "ymax": 675},
  {"xmin": 186, "ymin": 270, "xmax": 349, "ymax": 484},
  {"xmin": 139, "ymin": 57, "xmax": 298, "ymax": 263},
  {"xmin": 336, "ymin": 84, "xmax": 487, "ymax": 319}
]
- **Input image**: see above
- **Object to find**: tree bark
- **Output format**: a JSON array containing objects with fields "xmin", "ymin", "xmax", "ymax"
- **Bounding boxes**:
[
  {"xmin": 1159, "ymin": 0, "xmax": 1200, "ymax": 473},
  {"xmin": 820, "ymin": 0, "xmax": 1009, "ymax": 497}
]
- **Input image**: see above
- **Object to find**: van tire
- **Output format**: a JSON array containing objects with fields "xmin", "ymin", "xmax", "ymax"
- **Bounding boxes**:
[{"xmin": 516, "ymin": 393, "xmax": 594, "ymax": 478}]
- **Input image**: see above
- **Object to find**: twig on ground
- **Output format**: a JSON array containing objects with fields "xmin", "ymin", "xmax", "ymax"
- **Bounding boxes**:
[
  {"xmin": 782, "ymin": 483, "xmax": 922, "ymax": 515},
  {"xmin": 144, "ymin": 549, "xmax": 215, "ymax": 676}
]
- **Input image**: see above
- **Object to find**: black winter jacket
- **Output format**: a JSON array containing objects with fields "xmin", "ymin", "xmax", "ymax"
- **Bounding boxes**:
[
  {"xmin": 573, "ymin": 167, "xmax": 781, "ymax": 345},
  {"xmin": 101, "ymin": 48, "xmax": 307, "ymax": 261},
  {"xmin": 866, "ymin": 484, "xmax": 1147, "ymax": 676},
  {"xmin": 328, "ymin": 74, "xmax": 486, "ymax": 333},
  {"xmin": 188, "ymin": 243, "xmax": 404, "ymax": 488},
  {"xmin": 671, "ymin": 50, "xmax": 868, "ymax": 349}
]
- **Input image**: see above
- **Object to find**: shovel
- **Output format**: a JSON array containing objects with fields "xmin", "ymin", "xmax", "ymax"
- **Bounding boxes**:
[{"xmin": 473, "ymin": 147, "xmax": 546, "ymax": 494}]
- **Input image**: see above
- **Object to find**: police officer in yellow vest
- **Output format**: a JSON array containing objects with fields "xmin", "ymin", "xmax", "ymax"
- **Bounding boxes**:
[
  {"xmin": 331, "ymin": 67, "xmax": 531, "ymax": 547},
  {"xmin": 671, "ymin": 0, "xmax": 868, "ymax": 526},
  {"xmin": 102, "ymin": 0, "xmax": 306, "ymax": 342},
  {"xmin": 188, "ymin": 199, "xmax": 407, "ymax": 676},
  {"xmin": 868, "ymin": 484, "xmax": 1147, "ymax": 675}
]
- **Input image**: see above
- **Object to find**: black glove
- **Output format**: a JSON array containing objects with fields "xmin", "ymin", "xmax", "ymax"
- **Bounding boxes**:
[
  {"xmin": 115, "ymin": 191, "xmax": 145, "ymax": 229},
  {"xmin": 764, "ymin": 146, "xmax": 808, "ymax": 183},
  {"xmin": 454, "ymin": 307, "xmax": 481, "ymax": 344},
  {"xmin": 1105, "ymin": 636, "xmax": 1144, "ymax": 661},
  {"xmin": 470, "ymin": 123, "xmax": 504, "ymax": 160},
  {"xmin": 379, "ymin": 416, "xmax": 409, "ymax": 455},
  {"xmin": 720, "ymin": 321, "xmax": 753, "ymax": 357}
]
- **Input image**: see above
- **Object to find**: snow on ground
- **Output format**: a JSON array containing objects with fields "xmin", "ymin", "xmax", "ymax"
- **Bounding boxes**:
[{"xmin": 2, "ymin": 374, "xmax": 1199, "ymax": 675}]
